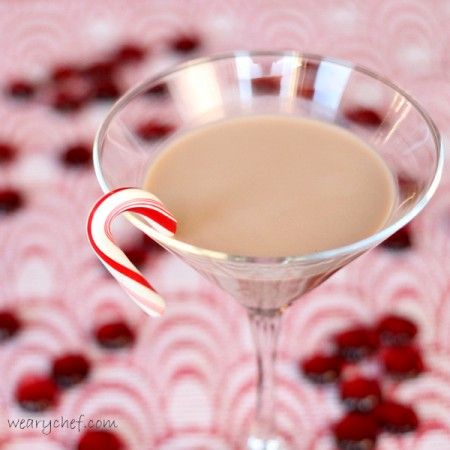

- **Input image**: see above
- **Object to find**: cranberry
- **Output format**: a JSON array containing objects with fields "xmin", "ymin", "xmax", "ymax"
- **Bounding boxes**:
[
  {"xmin": 142, "ymin": 233, "xmax": 163, "ymax": 252},
  {"xmin": 0, "ymin": 142, "xmax": 16, "ymax": 164},
  {"xmin": 382, "ymin": 346, "xmax": 424, "ymax": 378},
  {"xmin": 77, "ymin": 430, "xmax": 124, "ymax": 450},
  {"xmin": 60, "ymin": 143, "xmax": 92, "ymax": 167},
  {"xmin": 15, "ymin": 375, "xmax": 59, "ymax": 412},
  {"xmin": 114, "ymin": 43, "xmax": 146, "ymax": 64},
  {"xmin": 6, "ymin": 80, "xmax": 35, "ymax": 99},
  {"xmin": 334, "ymin": 326, "xmax": 379, "ymax": 362},
  {"xmin": 124, "ymin": 245, "xmax": 148, "ymax": 267},
  {"xmin": 301, "ymin": 353, "xmax": 342, "ymax": 383},
  {"xmin": 344, "ymin": 108, "xmax": 383, "ymax": 127},
  {"xmin": 334, "ymin": 412, "xmax": 378, "ymax": 450},
  {"xmin": 374, "ymin": 400, "xmax": 419, "ymax": 433},
  {"xmin": 0, "ymin": 310, "xmax": 22, "ymax": 341},
  {"xmin": 381, "ymin": 225, "xmax": 412, "ymax": 250},
  {"xmin": 397, "ymin": 175, "xmax": 419, "ymax": 199},
  {"xmin": 297, "ymin": 84, "xmax": 315, "ymax": 100},
  {"xmin": 170, "ymin": 34, "xmax": 201, "ymax": 53},
  {"xmin": 136, "ymin": 120, "xmax": 174, "ymax": 141},
  {"xmin": 51, "ymin": 353, "xmax": 90, "ymax": 388},
  {"xmin": 0, "ymin": 188, "xmax": 24, "ymax": 214},
  {"xmin": 95, "ymin": 321, "xmax": 135, "ymax": 349},
  {"xmin": 92, "ymin": 78, "xmax": 120, "ymax": 100},
  {"xmin": 51, "ymin": 89, "xmax": 89, "ymax": 112},
  {"xmin": 51, "ymin": 65, "xmax": 81, "ymax": 82},
  {"xmin": 297, "ymin": 61, "xmax": 319, "ymax": 99},
  {"xmin": 50, "ymin": 70, "xmax": 93, "ymax": 111},
  {"xmin": 251, "ymin": 76, "xmax": 281, "ymax": 94},
  {"xmin": 145, "ymin": 82, "xmax": 168, "ymax": 97},
  {"xmin": 376, "ymin": 314, "xmax": 418, "ymax": 346},
  {"xmin": 340, "ymin": 377, "xmax": 382, "ymax": 412},
  {"xmin": 83, "ymin": 60, "xmax": 116, "ymax": 80}
]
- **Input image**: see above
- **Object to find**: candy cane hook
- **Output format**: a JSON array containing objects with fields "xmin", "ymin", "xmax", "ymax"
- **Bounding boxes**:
[{"xmin": 87, "ymin": 187, "xmax": 177, "ymax": 317}]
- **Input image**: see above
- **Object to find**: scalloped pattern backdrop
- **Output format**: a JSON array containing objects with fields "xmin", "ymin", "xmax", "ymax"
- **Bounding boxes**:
[{"xmin": 0, "ymin": 1, "xmax": 449, "ymax": 449}]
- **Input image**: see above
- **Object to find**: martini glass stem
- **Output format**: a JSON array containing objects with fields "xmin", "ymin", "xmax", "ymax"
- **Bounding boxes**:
[{"xmin": 248, "ymin": 309, "xmax": 282, "ymax": 442}]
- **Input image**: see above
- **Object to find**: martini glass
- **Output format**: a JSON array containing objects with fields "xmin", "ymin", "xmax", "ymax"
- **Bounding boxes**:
[{"xmin": 93, "ymin": 52, "xmax": 443, "ymax": 449}]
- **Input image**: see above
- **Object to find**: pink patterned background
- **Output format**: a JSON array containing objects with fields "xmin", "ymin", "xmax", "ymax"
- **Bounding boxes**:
[{"xmin": 0, "ymin": 1, "xmax": 449, "ymax": 449}]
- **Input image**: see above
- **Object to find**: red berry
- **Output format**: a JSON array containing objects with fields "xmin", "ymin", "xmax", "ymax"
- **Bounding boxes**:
[
  {"xmin": 77, "ymin": 430, "xmax": 124, "ymax": 450},
  {"xmin": 83, "ymin": 60, "xmax": 116, "ymax": 80},
  {"xmin": 251, "ymin": 76, "xmax": 281, "ymax": 94},
  {"xmin": 145, "ymin": 82, "xmax": 168, "ymax": 97},
  {"xmin": 51, "ymin": 65, "xmax": 81, "ymax": 82},
  {"xmin": 397, "ymin": 175, "xmax": 419, "ymax": 199},
  {"xmin": 301, "ymin": 353, "xmax": 342, "ymax": 383},
  {"xmin": 374, "ymin": 400, "xmax": 419, "ymax": 433},
  {"xmin": 60, "ymin": 143, "xmax": 92, "ymax": 167},
  {"xmin": 15, "ymin": 375, "xmax": 59, "ymax": 412},
  {"xmin": 51, "ymin": 353, "xmax": 90, "ymax": 388},
  {"xmin": 114, "ymin": 43, "xmax": 146, "ymax": 64},
  {"xmin": 0, "ymin": 188, "xmax": 24, "ymax": 214},
  {"xmin": 0, "ymin": 142, "xmax": 16, "ymax": 164},
  {"xmin": 6, "ymin": 80, "xmax": 35, "ymax": 99},
  {"xmin": 334, "ymin": 326, "xmax": 379, "ymax": 362},
  {"xmin": 50, "ymin": 70, "xmax": 93, "ymax": 112},
  {"xmin": 345, "ymin": 108, "xmax": 383, "ymax": 127},
  {"xmin": 124, "ymin": 245, "xmax": 147, "ymax": 267},
  {"xmin": 0, "ymin": 310, "xmax": 22, "ymax": 341},
  {"xmin": 95, "ymin": 321, "xmax": 135, "ymax": 349},
  {"xmin": 334, "ymin": 412, "xmax": 378, "ymax": 450},
  {"xmin": 92, "ymin": 78, "xmax": 120, "ymax": 101},
  {"xmin": 381, "ymin": 225, "xmax": 412, "ymax": 250},
  {"xmin": 142, "ymin": 233, "xmax": 164, "ymax": 252},
  {"xmin": 340, "ymin": 377, "xmax": 382, "ymax": 412},
  {"xmin": 297, "ymin": 85, "xmax": 315, "ymax": 100},
  {"xmin": 170, "ymin": 34, "xmax": 201, "ymax": 53},
  {"xmin": 136, "ymin": 120, "xmax": 174, "ymax": 141},
  {"xmin": 382, "ymin": 346, "xmax": 424, "ymax": 378},
  {"xmin": 297, "ymin": 61, "xmax": 319, "ymax": 99},
  {"xmin": 51, "ymin": 89, "xmax": 89, "ymax": 112},
  {"xmin": 376, "ymin": 314, "xmax": 418, "ymax": 346}
]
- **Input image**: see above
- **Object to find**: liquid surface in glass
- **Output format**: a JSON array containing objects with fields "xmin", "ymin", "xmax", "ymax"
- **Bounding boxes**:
[{"xmin": 144, "ymin": 115, "xmax": 396, "ymax": 257}]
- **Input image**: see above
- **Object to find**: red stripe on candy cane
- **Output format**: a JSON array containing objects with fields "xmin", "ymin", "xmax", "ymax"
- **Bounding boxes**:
[
  {"xmin": 128, "ymin": 207, "xmax": 177, "ymax": 233},
  {"xmin": 86, "ymin": 187, "xmax": 177, "ymax": 317}
]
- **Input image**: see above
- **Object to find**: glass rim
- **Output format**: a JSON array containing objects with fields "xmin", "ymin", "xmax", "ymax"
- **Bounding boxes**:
[{"xmin": 93, "ymin": 50, "xmax": 444, "ymax": 265}]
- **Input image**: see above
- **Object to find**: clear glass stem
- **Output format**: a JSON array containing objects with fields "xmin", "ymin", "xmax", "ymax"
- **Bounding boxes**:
[{"xmin": 247, "ymin": 308, "xmax": 283, "ymax": 445}]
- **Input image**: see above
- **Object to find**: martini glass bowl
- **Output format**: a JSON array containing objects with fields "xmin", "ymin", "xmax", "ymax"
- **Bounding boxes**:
[{"xmin": 93, "ymin": 52, "xmax": 443, "ymax": 449}]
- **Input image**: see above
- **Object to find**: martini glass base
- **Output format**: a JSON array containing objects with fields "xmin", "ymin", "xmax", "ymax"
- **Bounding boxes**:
[{"xmin": 246, "ymin": 434, "xmax": 288, "ymax": 450}]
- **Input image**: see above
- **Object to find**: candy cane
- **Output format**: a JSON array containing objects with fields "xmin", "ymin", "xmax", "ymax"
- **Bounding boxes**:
[{"xmin": 87, "ymin": 187, "xmax": 177, "ymax": 317}]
